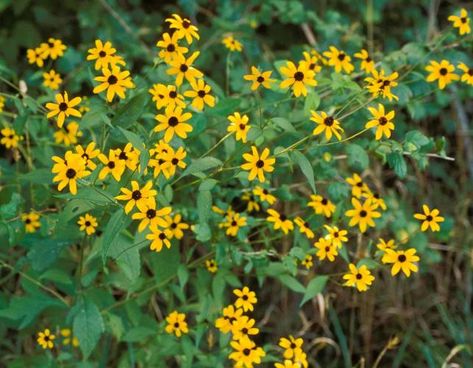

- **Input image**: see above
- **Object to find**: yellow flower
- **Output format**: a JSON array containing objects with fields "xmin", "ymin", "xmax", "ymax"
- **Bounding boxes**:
[
  {"xmin": 1, "ymin": 127, "xmax": 20, "ymax": 149},
  {"xmin": 458, "ymin": 63, "xmax": 473, "ymax": 85},
  {"xmin": 156, "ymin": 32, "xmax": 188, "ymax": 63},
  {"xmin": 241, "ymin": 146, "xmax": 275, "ymax": 183},
  {"xmin": 275, "ymin": 360, "xmax": 302, "ymax": 368},
  {"xmin": 42, "ymin": 69, "xmax": 62, "ymax": 90},
  {"xmin": 115, "ymin": 143, "xmax": 140, "ymax": 171},
  {"xmin": 345, "ymin": 173, "xmax": 370, "ymax": 198},
  {"xmin": 242, "ymin": 192, "xmax": 260, "ymax": 212},
  {"xmin": 365, "ymin": 103, "xmax": 395, "ymax": 140},
  {"xmin": 354, "ymin": 49, "xmax": 375, "ymax": 74},
  {"xmin": 205, "ymin": 259, "xmax": 218, "ymax": 273},
  {"xmin": 37, "ymin": 328, "xmax": 55, "ymax": 349},
  {"xmin": 41, "ymin": 38, "xmax": 67, "ymax": 60},
  {"xmin": 165, "ymin": 213, "xmax": 189, "ymax": 239},
  {"xmin": 132, "ymin": 201, "xmax": 171, "ymax": 232},
  {"xmin": 324, "ymin": 225, "xmax": 348, "ymax": 248},
  {"xmin": 232, "ymin": 315, "xmax": 259, "ymax": 340},
  {"xmin": 300, "ymin": 254, "xmax": 313, "ymax": 269},
  {"xmin": 215, "ymin": 305, "xmax": 244, "ymax": 333},
  {"xmin": 233, "ymin": 286, "xmax": 257, "ymax": 312},
  {"xmin": 60, "ymin": 328, "xmax": 79, "ymax": 347},
  {"xmin": 149, "ymin": 83, "xmax": 186, "ymax": 110},
  {"xmin": 115, "ymin": 181, "xmax": 157, "ymax": 214},
  {"xmin": 227, "ymin": 112, "xmax": 251, "ymax": 143},
  {"xmin": 165, "ymin": 310, "xmax": 189, "ymax": 337},
  {"xmin": 448, "ymin": 8, "xmax": 471, "ymax": 35},
  {"xmin": 222, "ymin": 212, "xmax": 247, "ymax": 237},
  {"xmin": 365, "ymin": 69, "xmax": 399, "ymax": 101},
  {"xmin": 425, "ymin": 60, "xmax": 459, "ymax": 90},
  {"xmin": 21, "ymin": 212, "xmax": 41, "ymax": 233},
  {"xmin": 78, "ymin": 213, "xmax": 98, "ymax": 235},
  {"xmin": 162, "ymin": 146, "xmax": 187, "ymax": 178},
  {"xmin": 345, "ymin": 198, "xmax": 381, "ymax": 233},
  {"xmin": 98, "ymin": 150, "xmax": 126, "ymax": 181},
  {"xmin": 279, "ymin": 61, "xmax": 317, "ymax": 97},
  {"xmin": 165, "ymin": 14, "xmax": 200, "ymax": 44},
  {"xmin": 294, "ymin": 217, "xmax": 314, "ymax": 239},
  {"xmin": 253, "ymin": 186, "xmax": 276, "ymax": 205},
  {"xmin": 382, "ymin": 248, "xmax": 420, "ymax": 277},
  {"xmin": 154, "ymin": 106, "xmax": 193, "ymax": 142},
  {"xmin": 87, "ymin": 40, "xmax": 125, "ymax": 70},
  {"xmin": 300, "ymin": 51, "xmax": 322, "ymax": 74},
  {"xmin": 222, "ymin": 35, "xmax": 243, "ymax": 52},
  {"xmin": 323, "ymin": 46, "xmax": 354, "ymax": 74},
  {"xmin": 184, "ymin": 79, "xmax": 215, "ymax": 111},
  {"xmin": 267, "ymin": 209, "xmax": 294, "ymax": 234},
  {"xmin": 314, "ymin": 237, "xmax": 338, "ymax": 261},
  {"xmin": 279, "ymin": 335, "xmax": 304, "ymax": 360},
  {"xmin": 27, "ymin": 47, "xmax": 46, "ymax": 67},
  {"xmin": 0, "ymin": 95, "xmax": 4, "ymax": 112},
  {"xmin": 46, "ymin": 92, "xmax": 82, "ymax": 128},
  {"xmin": 376, "ymin": 238, "xmax": 396, "ymax": 251},
  {"xmin": 54, "ymin": 121, "xmax": 82, "ymax": 146},
  {"xmin": 307, "ymin": 194, "xmax": 335, "ymax": 218},
  {"xmin": 93, "ymin": 64, "xmax": 134, "ymax": 102},
  {"xmin": 75, "ymin": 142, "xmax": 100, "ymax": 170},
  {"xmin": 146, "ymin": 224, "xmax": 173, "ymax": 252},
  {"xmin": 229, "ymin": 335, "xmax": 265, "ymax": 367},
  {"xmin": 243, "ymin": 66, "xmax": 274, "ymax": 90},
  {"xmin": 310, "ymin": 111, "xmax": 344, "ymax": 141},
  {"xmin": 52, "ymin": 151, "xmax": 90, "ymax": 195},
  {"xmin": 166, "ymin": 51, "xmax": 203, "ymax": 86},
  {"xmin": 413, "ymin": 204, "xmax": 444, "ymax": 232},
  {"xmin": 343, "ymin": 263, "xmax": 375, "ymax": 292},
  {"xmin": 363, "ymin": 191, "xmax": 387, "ymax": 211}
]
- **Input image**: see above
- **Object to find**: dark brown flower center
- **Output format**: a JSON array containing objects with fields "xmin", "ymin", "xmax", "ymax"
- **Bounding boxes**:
[
  {"xmin": 243, "ymin": 348, "xmax": 251, "ymax": 356},
  {"xmin": 25, "ymin": 218, "xmax": 31, "ymax": 224},
  {"xmin": 180, "ymin": 64, "xmax": 188, "ymax": 72},
  {"xmin": 99, "ymin": 51, "xmax": 106, "ymax": 57},
  {"xmin": 66, "ymin": 168, "xmax": 76, "ymax": 178},
  {"xmin": 324, "ymin": 117, "xmax": 334, "ymax": 126},
  {"xmin": 169, "ymin": 90, "xmax": 177, "ymax": 98},
  {"xmin": 294, "ymin": 71, "xmax": 304, "ymax": 81},
  {"xmin": 131, "ymin": 190, "xmax": 142, "ymax": 200},
  {"xmin": 239, "ymin": 123, "xmax": 246, "ymax": 130},
  {"xmin": 256, "ymin": 160, "xmax": 264, "ymax": 168},
  {"xmin": 167, "ymin": 44, "xmax": 176, "ymax": 52},
  {"xmin": 107, "ymin": 161, "xmax": 115, "ymax": 169},
  {"xmin": 119, "ymin": 152, "xmax": 128, "ymax": 160},
  {"xmin": 146, "ymin": 209, "xmax": 156, "ymax": 219},
  {"xmin": 356, "ymin": 273, "xmax": 362, "ymax": 280},
  {"xmin": 439, "ymin": 68, "xmax": 448, "ymax": 76},
  {"xmin": 183, "ymin": 20, "xmax": 191, "ymax": 28},
  {"xmin": 280, "ymin": 214, "xmax": 287, "ymax": 221},
  {"xmin": 197, "ymin": 90, "xmax": 206, "ymax": 98},
  {"xmin": 85, "ymin": 221, "xmax": 91, "ymax": 226},
  {"xmin": 398, "ymin": 254, "xmax": 406, "ymax": 262},
  {"xmin": 108, "ymin": 75, "xmax": 118, "ymax": 85},
  {"xmin": 59, "ymin": 102, "xmax": 68, "ymax": 111},
  {"xmin": 426, "ymin": 215, "xmax": 433, "ymax": 221},
  {"xmin": 338, "ymin": 53, "xmax": 346, "ymax": 61},
  {"xmin": 168, "ymin": 116, "xmax": 179, "ymax": 127},
  {"xmin": 461, "ymin": 17, "xmax": 467, "ymax": 23},
  {"xmin": 257, "ymin": 76, "xmax": 265, "ymax": 83},
  {"xmin": 321, "ymin": 198, "xmax": 328, "ymax": 205},
  {"xmin": 159, "ymin": 232, "xmax": 166, "ymax": 240},
  {"xmin": 379, "ymin": 116, "xmax": 388, "ymax": 126},
  {"xmin": 359, "ymin": 210, "xmax": 367, "ymax": 217},
  {"xmin": 171, "ymin": 158, "xmax": 179, "ymax": 165}
]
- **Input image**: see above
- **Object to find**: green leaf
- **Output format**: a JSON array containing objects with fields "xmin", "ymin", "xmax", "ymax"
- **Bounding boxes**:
[
  {"xmin": 272, "ymin": 117, "xmax": 296, "ymax": 133},
  {"xmin": 73, "ymin": 296, "xmax": 104, "ymax": 359},
  {"xmin": 112, "ymin": 91, "xmax": 148, "ymax": 128},
  {"xmin": 304, "ymin": 92, "xmax": 320, "ymax": 115},
  {"xmin": 18, "ymin": 169, "xmax": 54, "ymax": 185},
  {"xmin": 197, "ymin": 190, "xmax": 212, "ymax": 224},
  {"xmin": 300, "ymin": 275, "xmax": 328, "ymax": 306},
  {"xmin": 278, "ymin": 274, "xmax": 305, "ymax": 293},
  {"xmin": 387, "ymin": 151, "xmax": 407, "ymax": 178},
  {"xmin": 346, "ymin": 144, "xmax": 369, "ymax": 171},
  {"xmin": 181, "ymin": 157, "xmax": 222, "ymax": 178},
  {"xmin": 0, "ymin": 193, "xmax": 22, "ymax": 220},
  {"xmin": 115, "ymin": 126, "xmax": 146, "ymax": 150},
  {"xmin": 291, "ymin": 151, "xmax": 316, "ymax": 193},
  {"xmin": 101, "ymin": 209, "xmax": 129, "ymax": 262},
  {"xmin": 150, "ymin": 244, "xmax": 180, "ymax": 283},
  {"xmin": 80, "ymin": 104, "xmax": 109, "ymax": 129},
  {"xmin": 26, "ymin": 237, "xmax": 72, "ymax": 272}
]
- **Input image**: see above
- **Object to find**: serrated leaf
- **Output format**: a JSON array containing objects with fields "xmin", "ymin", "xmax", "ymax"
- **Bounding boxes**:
[
  {"xmin": 73, "ymin": 297, "xmax": 104, "ymax": 359},
  {"xmin": 346, "ymin": 144, "xmax": 369, "ymax": 171},
  {"xmin": 387, "ymin": 151, "xmax": 407, "ymax": 178}
]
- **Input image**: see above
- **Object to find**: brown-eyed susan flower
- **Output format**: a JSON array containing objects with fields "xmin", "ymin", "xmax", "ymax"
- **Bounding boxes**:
[
  {"xmin": 229, "ymin": 335, "xmax": 265, "ymax": 367},
  {"xmin": 165, "ymin": 213, "xmax": 189, "ymax": 239},
  {"xmin": 243, "ymin": 66, "xmax": 275, "ymax": 90},
  {"xmin": 54, "ymin": 121, "xmax": 82, "ymax": 146},
  {"xmin": 354, "ymin": 49, "xmax": 375, "ymax": 74},
  {"xmin": 132, "ymin": 201, "xmax": 171, "ymax": 232},
  {"xmin": 242, "ymin": 192, "xmax": 260, "ymax": 212},
  {"xmin": 364, "ymin": 191, "xmax": 387, "ymax": 210},
  {"xmin": 167, "ymin": 51, "xmax": 203, "ymax": 86},
  {"xmin": 458, "ymin": 63, "xmax": 473, "ymax": 85},
  {"xmin": 279, "ymin": 61, "xmax": 317, "ymax": 97},
  {"xmin": 60, "ymin": 328, "xmax": 79, "ymax": 347},
  {"xmin": 227, "ymin": 112, "xmax": 251, "ymax": 143},
  {"xmin": 425, "ymin": 60, "xmax": 459, "ymax": 90},
  {"xmin": 78, "ymin": 213, "xmax": 98, "ymax": 235},
  {"xmin": 300, "ymin": 51, "xmax": 322, "ymax": 74},
  {"xmin": 149, "ymin": 83, "xmax": 186, "ymax": 110},
  {"xmin": 377, "ymin": 238, "xmax": 396, "ymax": 251},
  {"xmin": 275, "ymin": 360, "xmax": 302, "ymax": 368},
  {"xmin": 46, "ymin": 92, "xmax": 82, "ymax": 128},
  {"xmin": 234, "ymin": 286, "xmax": 257, "ymax": 312},
  {"xmin": 253, "ymin": 186, "xmax": 276, "ymax": 205},
  {"xmin": 165, "ymin": 310, "xmax": 189, "ymax": 337},
  {"xmin": 148, "ymin": 140, "xmax": 173, "ymax": 178},
  {"xmin": 307, "ymin": 194, "xmax": 336, "ymax": 218},
  {"xmin": 93, "ymin": 65, "xmax": 134, "ymax": 102},
  {"xmin": 232, "ymin": 315, "xmax": 259, "ymax": 340},
  {"xmin": 279, "ymin": 335, "xmax": 304, "ymax": 360},
  {"xmin": 324, "ymin": 225, "xmax": 348, "ymax": 248},
  {"xmin": 382, "ymin": 248, "xmax": 420, "ymax": 277},
  {"xmin": 365, "ymin": 69, "xmax": 399, "ymax": 101},
  {"xmin": 345, "ymin": 198, "xmax": 381, "ymax": 233},
  {"xmin": 301, "ymin": 254, "xmax": 313, "ymax": 269},
  {"xmin": 162, "ymin": 146, "xmax": 187, "ymax": 178},
  {"xmin": 43, "ymin": 69, "xmax": 62, "ymax": 90},
  {"xmin": 267, "ymin": 209, "xmax": 294, "ymax": 234},
  {"xmin": 115, "ymin": 143, "xmax": 140, "ymax": 171},
  {"xmin": 165, "ymin": 14, "xmax": 200, "ymax": 44},
  {"xmin": 147, "ymin": 224, "xmax": 173, "ymax": 252},
  {"xmin": 222, "ymin": 35, "xmax": 243, "ymax": 52},
  {"xmin": 52, "ymin": 151, "xmax": 90, "ymax": 195},
  {"xmin": 156, "ymin": 32, "xmax": 188, "ymax": 63},
  {"xmin": 116, "ymin": 181, "xmax": 157, "ymax": 214},
  {"xmin": 241, "ymin": 146, "xmax": 275, "ymax": 183},
  {"xmin": 215, "ymin": 305, "xmax": 244, "ymax": 334},
  {"xmin": 323, "ymin": 46, "xmax": 354, "ymax": 74},
  {"xmin": 222, "ymin": 212, "xmax": 247, "ymax": 237},
  {"xmin": 27, "ymin": 47, "xmax": 46, "ymax": 67},
  {"xmin": 22, "ymin": 212, "xmax": 41, "ymax": 233},
  {"xmin": 448, "ymin": 8, "xmax": 471, "ymax": 35},
  {"xmin": 294, "ymin": 217, "xmax": 315, "ymax": 239},
  {"xmin": 314, "ymin": 237, "xmax": 338, "ymax": 261},
  {"xmin": 87, "ymin": 40, "xmax": 125, "ymax": 70},
  {"xmin": 346, "ymin": 173, "xmax": 370, "ymax": 198},
  {"xmin": 41, "ymin": 38, "xmax": 66, "ymax": 60},
  {"xmin": 310, "ymin": 111, "xmax": 344, "ymax": 141},
  {"xmin": 366, "ymin": 103, "xmax": 395, "ymax": 140},
  {"xmin": 343, "ymin": 263, "xmax": 375, "ymax": 292},
  {"xmin": 184, "ymin": 79, "xmax": 215, "ymax": 111},
  {"xmin": 414, "ymin": 204, "xmax": 444, "ymax": 232},
  {"xmin": 37, "ymin": 328, "xmax": 55, "ymax": 349},
  {"xmin": 154, "ymin": 106, "xmax": 193, "ymax": 142},
  {"xmin": 98, "ymin": 150, "xmax": 126, "ymax": 181},
  {"xmin": 205, "ymin": 259, "xmax": 218, "ymax": 273},
  {"xmin": 1, "ymin": 127, "xmax": 20, "ymax": 149},
  {"xmin": 75, "ymin": 142, "xmax": 100, "ymax": 170}
]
